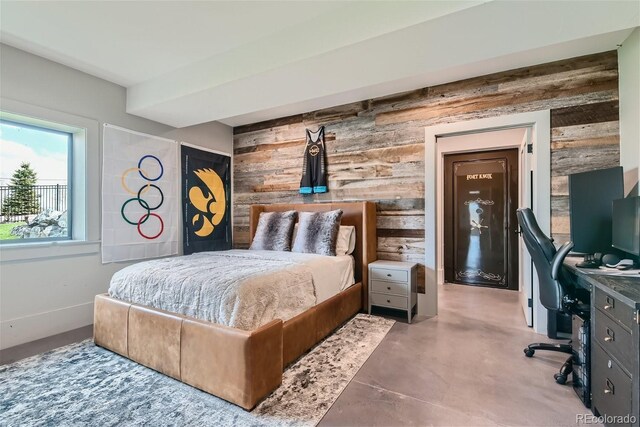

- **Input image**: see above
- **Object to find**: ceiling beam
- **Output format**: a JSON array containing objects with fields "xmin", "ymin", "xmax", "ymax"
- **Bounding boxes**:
[{"xmin": 126, "ymin": 1, "xmax": 638, "ymax": 127}]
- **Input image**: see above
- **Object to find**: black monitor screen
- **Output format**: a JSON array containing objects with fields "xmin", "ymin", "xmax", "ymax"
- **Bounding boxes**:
[
  {"xmin": 569, "ymin": 166, "xmax": 623, "ymax": 254},
  {"xmin": 612, "ymin": 196, "xmax": 640, "ymax": 256}
]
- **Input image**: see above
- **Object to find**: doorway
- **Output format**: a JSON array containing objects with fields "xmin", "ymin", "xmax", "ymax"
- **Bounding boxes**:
[
  {"xmin": 443, "ymin": 149, "xmax": 519, "ymax": 290},
  {"xmin": 423, "ymin": 111, "xmax": 550, "ymax": 334}
]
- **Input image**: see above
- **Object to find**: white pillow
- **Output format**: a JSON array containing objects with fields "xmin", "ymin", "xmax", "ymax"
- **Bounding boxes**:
[
  {"xmin": 292, "ymin": 224, "xmax": 356, "ymax": 255},
  {"xmin": 336, "ymin": 225, "xmax": 356, "ymax": 256}
]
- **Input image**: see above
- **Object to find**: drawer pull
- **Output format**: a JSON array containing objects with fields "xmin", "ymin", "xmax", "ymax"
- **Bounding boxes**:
[
  {"xmin": 387, "ymin": 273, "xmax": 392, "ymax": 277},
  {"xmin": 604, "ymin": 327, "xmax": 615, "ymax": 343},
  {"xmin": 604, "ymin": 379, "xmax": 615, "ymax": 395},
  {"xmin": 386, "ymin": 299, "xmax": 391, "ymax": 303},
  {"xmin": 387, "ymin": 286, "xmax": 391, "ymax": 290},
  {"xmin": 603, "ymin": 304, "xmax": 612, "ymax": 310}
]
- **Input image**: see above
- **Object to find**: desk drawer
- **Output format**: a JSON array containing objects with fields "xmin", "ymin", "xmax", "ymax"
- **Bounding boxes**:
[
  {"xmin": 371, "ymin": 280, "xmax": 408, "ymax": 296},
  {"xmin": 594, "ymin": 287, "xmax": 634, "ymax": 329},
  {"xmin": 370, "ymin": 292, "xmax": 408, "ymax": 310},
  {"xmin": 594, "ymin": 308, "xmax": 634, "ymax": 372},
  {"xmin": 370, "ymin": 268, "xmax": 408, "ymax": 283},
  {"xmin": 592, "ymin": 342, "xmax": 633, "ymax": 424}
]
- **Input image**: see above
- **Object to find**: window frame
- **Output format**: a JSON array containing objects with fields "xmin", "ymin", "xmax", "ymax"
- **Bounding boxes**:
[
  {"xmin": 0, "ymin": 99, "xmax": 100, "ymax": 262},
  {"xmin": 0, "ymin": 118, "xmax": 74, "ymax": 244}
]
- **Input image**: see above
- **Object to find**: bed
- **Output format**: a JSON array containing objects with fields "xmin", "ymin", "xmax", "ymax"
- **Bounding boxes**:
[
  {"xmin": 93, "ymin": 201, "xmax": 376, "ymax": 409},
  {"xmin": 107, "ymin": 249, "xmax": 356, "ymax": 331}
]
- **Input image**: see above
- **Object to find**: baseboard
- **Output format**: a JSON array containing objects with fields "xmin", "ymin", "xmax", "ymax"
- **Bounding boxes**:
[
  {"xmin": 0, "ymin": 324, "xmax": 93, "ymax": 365},
  {"xmin": 0, "ymin": 302, "xmax": 94, "ymax": 350}
]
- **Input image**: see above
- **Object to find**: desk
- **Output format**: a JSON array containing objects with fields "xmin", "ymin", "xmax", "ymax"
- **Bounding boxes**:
[{"xmin": 564, "ymin": 256, "xmax": 640, "ymax": 426}]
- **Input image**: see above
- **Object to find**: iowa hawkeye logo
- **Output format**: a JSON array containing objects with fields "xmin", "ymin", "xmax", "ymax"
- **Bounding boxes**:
[{"xmin": 188, "ymin": 169, "xmax": 226, "ymax": 237}]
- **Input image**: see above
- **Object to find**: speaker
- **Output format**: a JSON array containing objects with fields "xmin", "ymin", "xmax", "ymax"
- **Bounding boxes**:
[{"xmin": 602, "ymin": 253, "xmax": 621, "ymax": 267}]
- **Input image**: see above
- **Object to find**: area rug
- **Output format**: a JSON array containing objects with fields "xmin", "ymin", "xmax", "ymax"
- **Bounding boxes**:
[{"xmin": 0, "ymin": 314, "xmax": 394, "ymax": 426}]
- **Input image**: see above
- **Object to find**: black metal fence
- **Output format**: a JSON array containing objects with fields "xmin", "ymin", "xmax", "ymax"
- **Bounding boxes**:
[{"xmin": 0, "ymin": 184, "xmax": 68, "ymax": 223}]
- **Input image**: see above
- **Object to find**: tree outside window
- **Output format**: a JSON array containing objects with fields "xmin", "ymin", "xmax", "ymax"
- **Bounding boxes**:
[
  {"xmin": 0, "ymin": 119, "xmax": 71, "ymax": 242},
  {"xmin": 1, "ymin": 162, "xmax": 40, "ymax": 216}
]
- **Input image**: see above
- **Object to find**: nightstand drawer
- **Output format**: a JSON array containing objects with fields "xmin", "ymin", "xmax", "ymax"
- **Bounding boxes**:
[
  {"xmin": 594, "ymin": 308, "xmax": 634, "ymax": 372},
  {"xmin": 370, "ymin": 292, "xmax": 408, "ymax": 310},
  {"xmin": 371, "ymin": 280, "xmax": 408, "ymax": 296},
  {"xmin": 370, "ymin": 268, "xmax": 408, "ymax": 283}
]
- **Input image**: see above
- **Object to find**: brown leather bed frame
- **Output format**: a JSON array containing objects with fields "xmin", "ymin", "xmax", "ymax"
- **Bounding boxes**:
[{"xmin": 94, "ymin": 202, "xmax": 377, "ymax": 409}]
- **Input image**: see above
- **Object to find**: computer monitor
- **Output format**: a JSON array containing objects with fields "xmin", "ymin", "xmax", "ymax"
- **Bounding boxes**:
[
  {"xmin": 612, "ymin": 196, "xmax": 640, "ymax": 256},
  {"xmin": 568, "ymin": 166, "xmax": 623, "ymax": 254}
]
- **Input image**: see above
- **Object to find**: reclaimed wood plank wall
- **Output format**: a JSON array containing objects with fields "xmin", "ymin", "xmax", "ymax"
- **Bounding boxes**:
[{"xmin": 233, "ymin": 51, "xmax": 619, "ymax": 293}]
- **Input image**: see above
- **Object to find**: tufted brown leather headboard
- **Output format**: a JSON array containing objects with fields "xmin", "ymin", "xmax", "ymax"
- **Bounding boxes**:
[{"xmin": 249, "ymin": 202, "xmax": 377, "ymax": 309}]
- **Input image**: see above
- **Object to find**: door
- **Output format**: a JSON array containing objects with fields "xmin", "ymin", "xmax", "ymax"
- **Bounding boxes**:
[
  {"xmin": 519, "ymin": 130, "xmax": 534, "ymax": 326},
  {"xmin": 444, "ymin": 149, "xmax": 519, "ymax": 290}
]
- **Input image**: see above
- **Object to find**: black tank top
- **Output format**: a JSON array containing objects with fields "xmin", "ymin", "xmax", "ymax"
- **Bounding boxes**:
[{"xmin": 300, "ymin": 126, "xmax": 327, "ymax": 194}]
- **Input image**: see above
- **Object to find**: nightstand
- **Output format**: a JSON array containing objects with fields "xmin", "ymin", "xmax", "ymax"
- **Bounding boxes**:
[{"xmin": 368, "ymin": 260, "xmax": 418, "ymax": 323}]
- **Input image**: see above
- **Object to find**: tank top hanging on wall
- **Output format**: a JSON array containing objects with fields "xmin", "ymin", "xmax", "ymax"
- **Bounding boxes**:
[{"xmin": 300, "ymin": 126, "xmax": 328, "ymax": 194}]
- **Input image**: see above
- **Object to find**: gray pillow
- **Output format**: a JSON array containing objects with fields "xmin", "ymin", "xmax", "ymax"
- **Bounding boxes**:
[
  {"xmin": 250, "ymin": 211, "xmax": 297, "ymax": 251},
  {"xmin": 292, "ymin": 210, "xmax": 343, "ymax": 256}
]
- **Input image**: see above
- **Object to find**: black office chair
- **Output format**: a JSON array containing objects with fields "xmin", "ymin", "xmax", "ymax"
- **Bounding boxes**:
[{"xmin": 516, "ymin": 208, "xmax": 590, "ymax": 385}]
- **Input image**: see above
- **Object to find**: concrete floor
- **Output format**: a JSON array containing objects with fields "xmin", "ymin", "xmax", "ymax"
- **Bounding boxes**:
[
  {"xmin": 0, "ymin": 324, "xmax": 94, "ymax": 365},
  {"xmin": 1, "ymin": 284, "xmax": 593, "ymax": 426},
  {"xmin": 320, "ymin": 284, "xmax": 593, "ymax": 426}
]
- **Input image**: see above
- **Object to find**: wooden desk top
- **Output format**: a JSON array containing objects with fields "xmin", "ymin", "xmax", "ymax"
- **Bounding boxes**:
[{"xmin": 564, "ymin": 255, "xmax": 640, "ymax": 308}]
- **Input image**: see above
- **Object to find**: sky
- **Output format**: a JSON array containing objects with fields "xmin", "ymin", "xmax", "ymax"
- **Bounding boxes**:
[{"xmin": 0, "ymin": 121, "xmax": 69, "ymax": 186}]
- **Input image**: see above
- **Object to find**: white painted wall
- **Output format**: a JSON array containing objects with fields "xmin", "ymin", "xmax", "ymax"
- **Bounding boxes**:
[
  {"xmin": 0, "ymin": 44, "xmax": 232, "ymax": 349},
  {"xmin": 618, "ymin": 28, "xmax": 640, "ymax": 196}
]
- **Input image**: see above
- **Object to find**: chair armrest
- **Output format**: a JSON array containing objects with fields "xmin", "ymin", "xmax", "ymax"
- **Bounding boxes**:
[{"xmin": 551, "ymin": 241, "xmax": 574, "ymax": 280}]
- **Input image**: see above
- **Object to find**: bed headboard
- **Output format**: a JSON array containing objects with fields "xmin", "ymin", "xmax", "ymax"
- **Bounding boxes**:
[{"xmin": 249, "ymin": 202, "xmax": 377, "ymax": 309}]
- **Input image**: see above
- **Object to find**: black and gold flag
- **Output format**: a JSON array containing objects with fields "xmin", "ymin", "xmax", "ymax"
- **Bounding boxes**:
[{"xmin": 181, "ymin": 144, "xmax": 231, "ymax": 254}]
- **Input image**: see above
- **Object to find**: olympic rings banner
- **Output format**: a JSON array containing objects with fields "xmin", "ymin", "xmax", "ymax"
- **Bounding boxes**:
[
  {"xmin": 102, "ymin": 124, "xmax": 179, "ymax": 263},
  {"xmin": 181, "ymin": 144, "xmax": 232, "ymax": 255}
]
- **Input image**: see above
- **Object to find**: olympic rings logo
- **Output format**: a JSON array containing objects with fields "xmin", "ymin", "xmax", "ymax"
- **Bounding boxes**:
[{"xmin": 120, "ymin": 155, "xmax": 165, "ymax": 239}]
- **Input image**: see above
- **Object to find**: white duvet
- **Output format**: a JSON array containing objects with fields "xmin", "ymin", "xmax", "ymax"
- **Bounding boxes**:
[
  {"xmin": 243, "ymin": 250, "xmax": 355, "ymax": 303},
  {"xmin": 108, "ymin": 249, "xmax": 354, "ymax": 330}
]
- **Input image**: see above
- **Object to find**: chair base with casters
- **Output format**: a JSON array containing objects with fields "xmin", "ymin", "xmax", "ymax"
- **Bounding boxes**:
[
  {"xmin": 524, "ymin": 342, "xmax": 574, "ymax": 384},
  {"xmin": 522, "ymin": 300, "xmax": 589, "ymax": 385}
]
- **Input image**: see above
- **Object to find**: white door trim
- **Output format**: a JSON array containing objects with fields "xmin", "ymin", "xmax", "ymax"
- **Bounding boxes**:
[
  {"xmin": 422, "ymin": 110, "xmax": 551, "ymax": 335},
  {"xmin": 518, "ymin": 129, "xmax": 534, "ymax": 327}
]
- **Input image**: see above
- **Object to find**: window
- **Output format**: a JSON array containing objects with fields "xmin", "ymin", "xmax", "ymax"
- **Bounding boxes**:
[
  {"xmin": 0, "ymin": 100, "xmax": 98, "ymax": 260},
  {"xmin": 0, "ymin": 119, "xmax": 72, "ymax": 242}
]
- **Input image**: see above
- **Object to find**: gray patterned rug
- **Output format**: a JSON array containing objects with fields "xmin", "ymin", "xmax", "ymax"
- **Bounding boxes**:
[{"xmin": 1, "ymin": 314, "xmax": 394, "ymax": 426}]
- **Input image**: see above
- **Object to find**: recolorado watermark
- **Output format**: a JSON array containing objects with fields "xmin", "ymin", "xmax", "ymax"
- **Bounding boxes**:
[{"xmin": 577, "ymin": 414, "xmax": 637, "ymax": 424}]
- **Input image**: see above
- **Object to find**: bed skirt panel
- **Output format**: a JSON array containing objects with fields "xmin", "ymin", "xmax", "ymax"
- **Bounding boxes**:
[
  {"xmin": 94, "ymin": 282, "xmax": 362, "ymax": 409},
  {"xmin": 282, "ymin": 305, "xmax": 318, "ymax": 367},
  {"xmin": 93, "ymin": 295, "xmax": 129, "ymax": 357},
  {"xmin": 94, "ymin": 294, "xmax": 284, "ymax": 409},
  {"xmin": 316, "ymin": 282, "xmax": 362, "ymax": 341}
]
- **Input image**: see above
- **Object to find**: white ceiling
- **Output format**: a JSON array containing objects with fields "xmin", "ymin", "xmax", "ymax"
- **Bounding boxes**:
[
  {"xmin": 1, "ymin": 1, "xmax": 638, "ymax": 128},
  {"xmin": 0, "ymin": 1, "xmax": 353, "ymax": 86}
]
